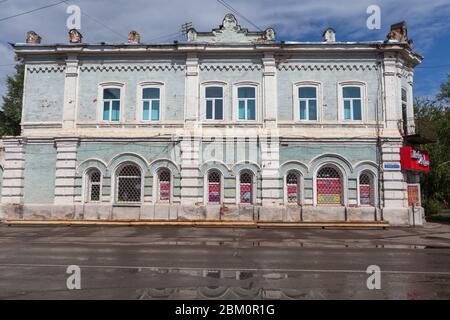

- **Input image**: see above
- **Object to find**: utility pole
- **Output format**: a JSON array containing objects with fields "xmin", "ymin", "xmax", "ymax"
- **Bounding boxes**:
[{"xmin": 181, "ymin": 22, "xmax": 193, "ymax": 40}]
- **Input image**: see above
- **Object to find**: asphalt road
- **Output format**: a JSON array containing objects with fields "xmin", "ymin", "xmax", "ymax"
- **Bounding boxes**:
[{"xmin": 0, "ymin": 224, "xmax": 450, "ymax": 299}]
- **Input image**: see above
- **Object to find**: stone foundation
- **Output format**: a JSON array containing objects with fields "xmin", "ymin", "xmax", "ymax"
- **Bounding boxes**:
[{"xmin": 0, "ymin": 203, "xmax": 421, "ymax": 225}]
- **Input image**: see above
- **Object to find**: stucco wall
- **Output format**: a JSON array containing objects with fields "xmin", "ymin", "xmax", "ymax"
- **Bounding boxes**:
[
  {"xmin": 23, "ymin": 144, "xmax": 57, "ymax": 203},
  {"xmin": 23, "ymin": 66, "xmax": 65, "ymax": 122}
]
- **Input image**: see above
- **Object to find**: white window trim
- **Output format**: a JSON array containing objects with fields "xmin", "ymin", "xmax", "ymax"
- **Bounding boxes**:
[
  {"xmin": 83, "ymin": 168, "xmax": 102, "ymax": 203},
  {"xmin": 284, "ymin": 170, "xmax": 303, "ymax": 206},
  {"xmin": 236, "ymin": 169, "xmax": 256, "ymax": 205},
  {"xmin": 200, "ymin": 81, "xmax": 227, "ymax": 122},
  {"xmin": 112, "ymin": 162, "xmax": 144, "ymax": 205},
  {"xmin": 136, "ymin": 81, "xmax": 165, "ymax": 122},
  {"xmin": 97, "ymin": 82, "xmax": 125, "ymax": 123},
  {"xmin": 153, "ymin": 168, "xmax": 173, "ymax": 204},
  {"xmin": 232, "ymin": 81, "xmax": 261, "ymax": 123},
  {"xmin": 313, "ymin": 164, "xmax": 348, "ymax": 206},
  {"xmin": 292, "ymin": 81, "xmax": 322, "ymax": 122},
  {"xmin": 203, "ymin": 169, "xmax": 224, "ymax": 205},
  {"xmin": 337, "ymin": 81, "xmax": 367, "ymax": 123}
]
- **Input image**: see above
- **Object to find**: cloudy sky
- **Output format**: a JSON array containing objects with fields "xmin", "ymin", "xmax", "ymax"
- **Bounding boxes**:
[{"xmin": 0, "ymin": 0, "xmax": 449, "ymax": 101}]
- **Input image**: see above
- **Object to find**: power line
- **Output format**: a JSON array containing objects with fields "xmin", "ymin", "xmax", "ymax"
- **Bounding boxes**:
[
  {"xmin": 216, "ymin": 0, "xmax": 263, "ymax": 31},
  {"xmin": 62, "ymin": 0, "xmax": 127, "ymax": 41},
  {"xmin": 0, "ymin": 0, "xmax": 66, "ymax": 22},
  {"xmin": 146, "ymin": 30, "xmax": 183, "ymax": 43}
]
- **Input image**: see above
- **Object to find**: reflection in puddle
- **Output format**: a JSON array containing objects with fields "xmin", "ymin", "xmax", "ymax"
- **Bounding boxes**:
[{"xmin": 136, "ymin": 268, "xmax": 314, "ymax": 299}]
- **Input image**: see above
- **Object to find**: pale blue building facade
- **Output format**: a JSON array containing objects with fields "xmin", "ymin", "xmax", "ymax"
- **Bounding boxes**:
[{"xmin": 0, "ymin": 15, "xmax": 424, "ymax": 225}]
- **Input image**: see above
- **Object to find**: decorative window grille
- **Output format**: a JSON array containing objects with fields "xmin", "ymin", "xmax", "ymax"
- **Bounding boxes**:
[
  {"xmin": 87, "ymin": 168, "xmax": 101, "ymax": 202},
  {"xmin": 359, "ymin": 172, "xmax": 374, "ymax": 206},
  {"xmin": 316, "ymin": 167, "xmax": 342, "ymax": 205},
  {"xmin": 286, "ymin": 172, "xmax": 300, "ymax": 204},
  {"xmin": 237, "ymin": 87, "xmax": 256, "ymax": 120},
  {"xmin": 343, "ymin": 86, "xmax": 362, "ymax": 120},
  {"xmin": 159, "ymin": 169, "xmax": 171, "ymax": 202},
  {"xmin": 298, "ymin": 86, "xmax": 317, "ymax": 120},
  {"xmin": 205, "ymin": 87, "xmax": 224, "ymax": 120},
  {"xmin": 240, "ymin": 171, "xmax": 253, "ymax": 204},
  {"xmin": 208, "ymin": 170, "xmax": 221, "ymax": 203},
  {"xmin": 142, "ymin": 87, "xmax": 160, "ymax": 121},
  {"xmin": 116, "ymin": 164, "xmax": 141, "ymax": 203},
  {"xmin": 103, "ymin": 88, "xmax": 121, "ymax": 121}
]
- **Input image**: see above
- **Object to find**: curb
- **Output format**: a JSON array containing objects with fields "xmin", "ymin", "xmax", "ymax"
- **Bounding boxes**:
[{"xmin": 3, "ymin": 219, "xmax": 390, "ymax": 228}]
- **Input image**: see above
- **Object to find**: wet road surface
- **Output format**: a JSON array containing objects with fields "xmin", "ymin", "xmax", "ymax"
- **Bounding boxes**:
[{"xmin": 0, "ymin": 224, "xmax": 450, "ymax": 299}]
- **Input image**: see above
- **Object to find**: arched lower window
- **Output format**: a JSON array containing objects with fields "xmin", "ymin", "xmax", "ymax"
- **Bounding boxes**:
[
  {"xmin": 158, "ymin": 169, "xmax": 171, "ymax": 202},
  {"xmin": 239, "ymin": 171, "xmax": 254, "ymax": 204},
  {"xmin": 86, "ymin": 168, "xmax": 101, "ymax": 202},
  {"xmin": 316, "ymin": 166, "xmax": 343, "ymax": 205},
  {"xmin": 116, "ymin": 164, "xmax": 142, "ymax": 203},
  {"xmin": 286, "ymin": 171, "xmax": 300, "ymax": 205},
  {"xmin": 208, "ymin": 170, "xmax": 221, "ymax": 203},
  {"xmin": 359, "ymin": 172, "xmax": 375, "ymax": 206}
]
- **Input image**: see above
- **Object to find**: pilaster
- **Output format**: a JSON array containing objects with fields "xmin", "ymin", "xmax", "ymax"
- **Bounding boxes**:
[
  {"xmin": 54, "ymin": 137, "xmax": 79, "ymax": 204},
  {"xmin": 180, "ymin": 135, "xmax": 202, "ymax": 205},
  {"xmin": 383, "ymin": 53, "xmax": 401, "ymax": 131},
  {"xmin": 262, "ymin": 52, "xmax": 277, "ymax": 129},
  {"xmin": 62, "ymin": 55, "xmax": 79, "ymax": 129},
  {"xmin": 185, "ymin": 53, "xmax": 199, "ymax": 128},
  {"xmin": 260, "ymin": 131, "xmax": 280, "ymax": 206},
  {"xmin": 0, "ymin": 138, "xmax": 25, "ymax": 204}
]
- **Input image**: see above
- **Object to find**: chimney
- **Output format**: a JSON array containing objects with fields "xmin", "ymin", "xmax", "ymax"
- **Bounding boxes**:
[
  {"xmin": 323, "ymin": 28, "xmax": 336, "ymax": 42},
  {"xmin": 386, "ymin": 21, "xmax": 408, "ymax": 42},
  {"xmin": 26, "ymin": 31, "xmax": 41, "ymax": 44},
  {"xmin": 128, "ymin": 31, "xmax": 141, "ymax": 44},
  {"xmin": 68, "ymin": 29, "xmax": 83, "ymax": 43}
]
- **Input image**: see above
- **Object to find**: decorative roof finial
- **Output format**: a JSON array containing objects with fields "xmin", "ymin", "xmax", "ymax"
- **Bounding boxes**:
[{"xmin": 323, "ymin": 28, "xmax": 336, "ymax": 42}]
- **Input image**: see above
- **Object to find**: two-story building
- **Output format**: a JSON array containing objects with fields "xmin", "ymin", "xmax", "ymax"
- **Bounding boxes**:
[{"xmin": 0, "ymin": 14, "xmax": 426, "ymax": 225}]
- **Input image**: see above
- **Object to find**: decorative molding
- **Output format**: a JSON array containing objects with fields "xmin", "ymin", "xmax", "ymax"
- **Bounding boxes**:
[
  {"xmin": 27, "ymin": 65, "xmax": 66, "ymax": 73},
  {"xmin": 199, "ymin": 64, "xmax": 262, "ymax": 71},
  {"xmin": 277, "ymin": 64, "xmax": 378, "ymax": 71},
  {"xmin": 80, "ymin": 64, "xmax": 185, "ymax": 72}
]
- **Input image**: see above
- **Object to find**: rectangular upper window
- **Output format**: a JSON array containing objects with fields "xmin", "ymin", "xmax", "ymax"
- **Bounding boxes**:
[
  {"xmin": 237, "ymin": 87, "xmax": 256, "ymax": 121},
  {"xmin": 142, "ymin": 87, "xmax": 160, "ymax": 121},
  {"xmin": 342, "ymin": 86, "xmax": 362, "ymax": 121},
  {"xmin": 103, "ymin": 88, "xmax": 121, "ymax": 121},
  {"xmin": 205, "ymin": 86, "xmax": 223, "ymax": 120},
  {"xmin": 298, "ymin": 86, "xmax": 317, "ymax": 121}
]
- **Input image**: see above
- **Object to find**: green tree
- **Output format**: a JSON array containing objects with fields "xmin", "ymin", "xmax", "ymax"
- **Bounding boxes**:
[
  {"xmin": 415, "ymin": 74, "xmax": 450, "ymax": 214},
  {"xmin": 0, "ymin": 63, "xmax": 24, "ymax": 136}
]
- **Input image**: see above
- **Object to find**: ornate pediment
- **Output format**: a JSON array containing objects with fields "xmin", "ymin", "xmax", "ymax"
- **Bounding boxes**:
[{"xmin": 187, "ymin": 13, "xmax": 275, "ymax": 44}]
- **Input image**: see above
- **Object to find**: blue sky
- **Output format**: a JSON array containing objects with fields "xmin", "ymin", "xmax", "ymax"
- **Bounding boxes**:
[{"xmin": 0, "ymin": 0, "xmax": 449, "ymax": 100}]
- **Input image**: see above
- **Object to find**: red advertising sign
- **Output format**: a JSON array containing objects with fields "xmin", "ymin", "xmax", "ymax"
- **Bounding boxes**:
[
  {"xmin": 400, "ymin": 146, "xmax": 430, "ymax": 172},
  {"xmin": 159, "ymin": 182, "xmax": 170, "ymax": 201},
  {"xmin": 208, "ymin": 183, "xmax": 220, "ymax": 203},
  {"xmin": 287, "ymin": 185, "xmax": 298, "ymax": 203},
  {"xmin": 317, "ymin": 179, "xmax": 341, "ymax": 204},
  {"xmin": 360, "ymin": 185, "xmax": 371, "ymax": 205},
  {"xmin": 240, "ymin": 183, "xmax": 252, "ymax": 203}
]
